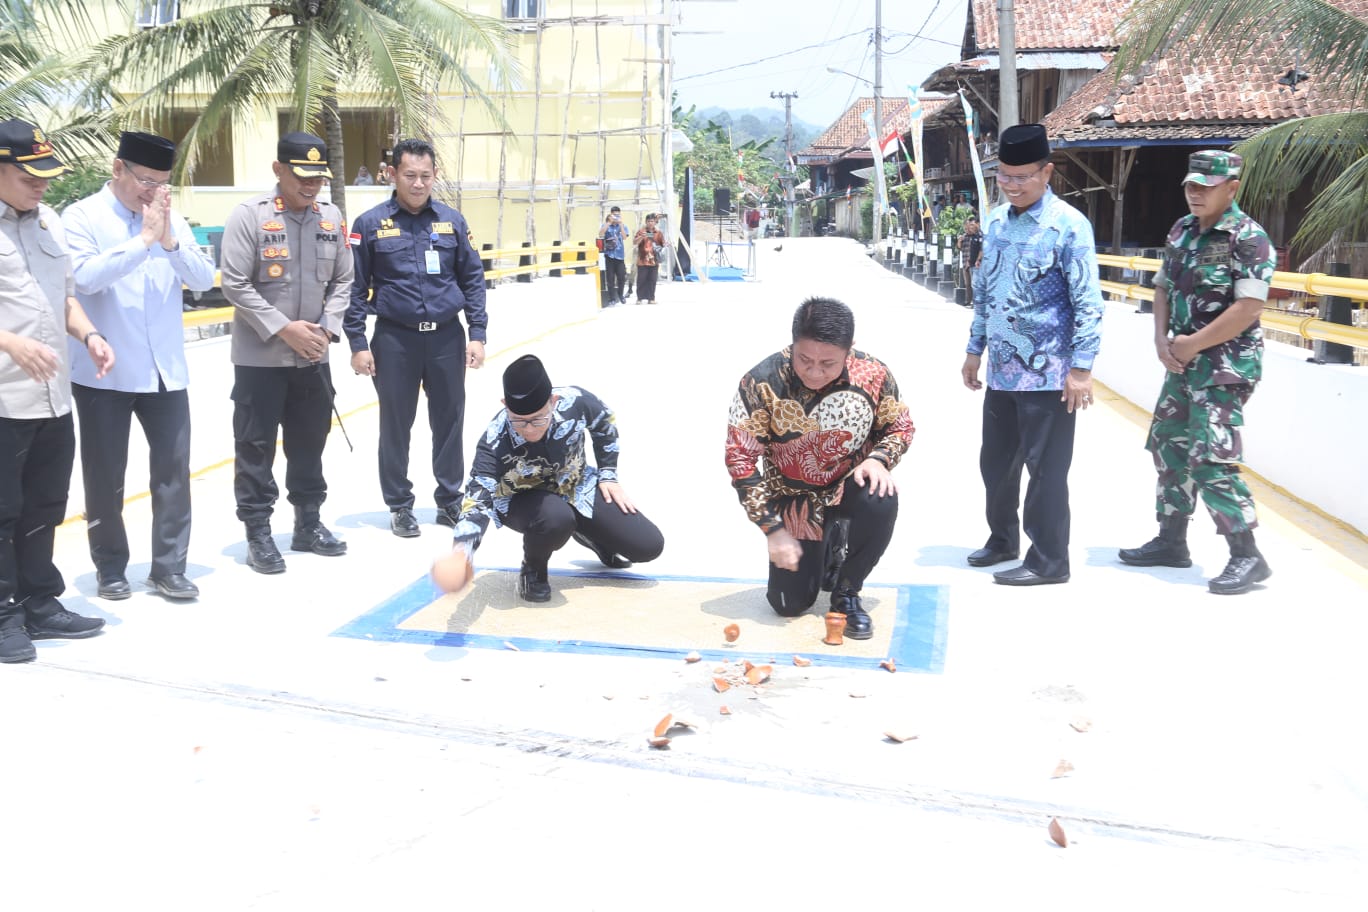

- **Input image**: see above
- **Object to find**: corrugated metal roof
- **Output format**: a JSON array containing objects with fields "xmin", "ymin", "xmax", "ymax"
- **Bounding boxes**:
[{"xmin": 956, "ymin": 51, "xmax": 1111, "ymax": 71}]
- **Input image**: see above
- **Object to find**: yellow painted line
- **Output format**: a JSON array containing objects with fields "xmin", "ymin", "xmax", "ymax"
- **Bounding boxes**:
[
  {"xmin": 58, "ymin": 315, "xmax": 601, "ymax": 529},
  {"xmin": 1094, "ymin": 379, "xmax": 1368, "ymax": 579}
]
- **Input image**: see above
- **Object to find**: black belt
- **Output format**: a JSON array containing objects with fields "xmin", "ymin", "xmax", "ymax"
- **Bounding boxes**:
[{"xmin": 378, "ymin": 315, "xmax": 457, "ymax": 333}]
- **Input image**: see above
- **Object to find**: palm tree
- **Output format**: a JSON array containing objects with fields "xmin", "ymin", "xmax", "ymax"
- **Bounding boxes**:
[
  {"xmin": 1113, "ymin": 0, "xmax": 1368, "ymax": 253},
  {"xmin": 0, "ymin": 0, "xmax": 114, "ymax": 160},
  {"xmin": 88, "ymin": 0, "xmax": 517, "ymax": 221}
]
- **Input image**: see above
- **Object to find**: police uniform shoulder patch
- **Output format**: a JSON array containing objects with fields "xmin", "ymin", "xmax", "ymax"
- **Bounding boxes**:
[
  {"xmin": 430, "ymin": 221, "xmax": 454, "ymax": 234},
  {"xmin": 262, "ymin": 220, "xmax": 285, "ymax": 232}
]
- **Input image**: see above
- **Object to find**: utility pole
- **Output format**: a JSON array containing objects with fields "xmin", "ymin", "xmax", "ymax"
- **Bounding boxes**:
[
  {"xmin": 872, "ymin": 0, "xmax": 883, "ymax": 249},
  {"xmin": 998, "ymin": 0, "xmax": 1018, "ymax": 131},
  {"xmin": 771, "ymin": 90, "xmax": 798, "ymax": 236}
]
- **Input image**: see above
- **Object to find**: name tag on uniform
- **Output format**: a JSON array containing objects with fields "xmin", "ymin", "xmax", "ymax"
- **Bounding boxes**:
[
  {"xmin": 430, "ymin": 222, "xmax": 454, "ymax": 234},
  {"xmin": 425, "ymin": 249, "xmax": 441, "ymax": 274},
  {"xmin": 376, "ymin": 228, "xmax": 401, "ymax": 239}
]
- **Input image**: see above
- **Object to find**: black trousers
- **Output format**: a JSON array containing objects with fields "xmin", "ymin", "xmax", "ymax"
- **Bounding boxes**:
[
  {"xmin": 604, "ymin": 257, "xmax": 626, "ymax": 301},
  {"xmin": 767, "ymin": 477, "xmax": 899, "ymax": 616},
  {"xmin": 371, "ymin": 318, "xmax": 467, "ymax": 512},
  {"xmin": 980, "ymin": 388, "xmax": 1076, "ymax": 578},
  {"xmin": 231, "ymin": 364, "xmax": 333, "ymax": 523},
  {"xmin": 0, "ymin": 413, "xmax": 74, "ymax": 612},
  {"xmin": 73, "ymin": 383, "xmax": 191, "ymax": 580},
  {"xmin": 502, "ymin": 488, "xmax": 664, "ymax": 566},
  {"xmin": 635, "ymin": 264, "xmax": 659, "ymax": 301}
]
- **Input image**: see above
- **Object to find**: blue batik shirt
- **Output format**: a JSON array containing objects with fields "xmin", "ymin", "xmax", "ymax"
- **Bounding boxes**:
[{"xmin": 967, "ymin": 187, "xmax": 1103, "ymax": 391}]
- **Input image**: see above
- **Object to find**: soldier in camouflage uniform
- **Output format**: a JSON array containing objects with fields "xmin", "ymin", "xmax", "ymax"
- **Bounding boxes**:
[{"xmin": 1119, "ymin": 151, "xmax": 1274, "ymax": 594}]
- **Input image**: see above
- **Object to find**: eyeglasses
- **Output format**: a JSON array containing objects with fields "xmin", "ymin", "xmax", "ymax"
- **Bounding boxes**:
[
  {"xmin": 120, "ymin": 160, "xmax": 172, "ymax": 189},
  {"xmin": 996, "ymin": 165, "xmax": 1047, "ymax": 187},
  {"xmin": 509, "ymin": 413, "xmax": 552, "ymax": 430}
]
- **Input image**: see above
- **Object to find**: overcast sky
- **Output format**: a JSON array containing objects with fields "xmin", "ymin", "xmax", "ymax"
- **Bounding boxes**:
[{"xmin": 671, "ymin": 0, "xmax": 968, "ymax": 129}]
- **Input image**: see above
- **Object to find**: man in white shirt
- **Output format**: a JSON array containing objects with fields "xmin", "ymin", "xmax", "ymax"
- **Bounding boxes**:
[{"xmin": 63, "ymin": 131, "xmax": 215, "ymax": 600}]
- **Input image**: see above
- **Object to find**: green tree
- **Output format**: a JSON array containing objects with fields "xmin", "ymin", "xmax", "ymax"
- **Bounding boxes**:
[
  {"xmin": 88, "ymin": 0, "xmax": 515, "ymax": 221},
  {"xmin": 1114, "ymin": 0, "xmax": 1368, "ymax": 253},
  {"xmin": 673, "ymin": 107, "xmax": 784, "ymax": 215}
]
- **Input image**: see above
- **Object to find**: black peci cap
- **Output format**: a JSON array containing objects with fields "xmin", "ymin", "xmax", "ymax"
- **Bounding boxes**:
[
  {"xmin": 503, "ymin": 354, "xmax": 553, "ymax": 415},
  {"xmin": 117, "ymin": 131, "xmax": 176, "ymax": 171},
  {"xmin": 998, "ymin": 123, "xmax": 1051, "ymax": 166}
]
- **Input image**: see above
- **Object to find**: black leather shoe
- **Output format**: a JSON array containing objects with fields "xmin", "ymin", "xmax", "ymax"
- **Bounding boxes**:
[
  {"xmin": 571, "ymin": 531, "xmax": 631, "ymax": 569},
  {"xmin": 1208, "ymin": 555, "xmax": 1272, "ymax": 594},
  {"xmin": 434, "ymin": 506, "xmax": 458, "ymax": 528},
  {"xmin": 517, "ymin": 562, "xmax": 552, "ymax": 602},
  {"xmin": 993, "ymin": 565, "xmax": 1069, "ymax": 586},
  {"xmin": 97, "ymin": 577, "xmax": 132, "ymax": 600},
  {"xmin": 968, "ymin": 547, "xmax": 1019, "ymax": 567},
  {"xmin": 245, "ymin": 524, "xmax": 287, "ymax": 574},
  {"xmin": 148, "ymin": 573, "xmax": 200, "ymax": 600},
  {"xmin": 0, "ymin": 623, "xmax": 36, "ymax": 663},
  {"xmin": 390, "ymin": 507, "xmax": 421, "ymax": 538},
  {"xmin": 831, "ymin": 588, "xmax": 873, "ymax": 639},
  {"xmin": 291, "ymin": 521, "xmax": 348, "ymax": 556},
  {"xmin": 24, "ymin": 598, "xmax": 105, "ymax": 639}
]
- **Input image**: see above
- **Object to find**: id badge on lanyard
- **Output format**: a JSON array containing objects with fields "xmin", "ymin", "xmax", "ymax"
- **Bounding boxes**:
[{"xmin": 425, "ymin": 232, "xmax": 441, "ymax": 275}]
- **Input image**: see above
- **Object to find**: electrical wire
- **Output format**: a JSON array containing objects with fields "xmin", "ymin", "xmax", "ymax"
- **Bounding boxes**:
[{"xmin": 675, "ymin": 29, "xmax": 868, "ymax": 82}]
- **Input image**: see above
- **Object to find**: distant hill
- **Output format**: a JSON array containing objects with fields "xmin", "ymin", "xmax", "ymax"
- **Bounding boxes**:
[{"xmin": 689, "ymin": 106, "xmax": 822, "ymax": 167}]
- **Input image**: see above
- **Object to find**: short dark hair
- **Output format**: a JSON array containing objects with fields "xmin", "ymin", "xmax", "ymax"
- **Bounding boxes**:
[
  {"xmin": 392, "ymin": 138, "xmax": 436, "ymax": 169},
  {"xmin": 609, "ymin": 205, "xmax": 621, "ymax": 213},
  {"xmin": 791, "ymin": 297, "xmax": 854, "ymax": 349}
]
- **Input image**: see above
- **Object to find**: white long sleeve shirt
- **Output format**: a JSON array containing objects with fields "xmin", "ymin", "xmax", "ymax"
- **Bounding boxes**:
[{"xmin": 62, "ymin": 184, "xmax": 215, "ymax": 392}]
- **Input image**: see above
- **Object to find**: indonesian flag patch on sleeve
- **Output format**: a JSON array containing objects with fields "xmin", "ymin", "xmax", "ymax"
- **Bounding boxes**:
[{"xmin": 348, "ymin": 230, "xmax": 362, "ymax": 247}]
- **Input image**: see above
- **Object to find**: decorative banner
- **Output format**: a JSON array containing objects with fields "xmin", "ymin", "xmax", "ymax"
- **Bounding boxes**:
[
  {"xmin": 906, "ymin": 85, "xmax": 932, "ymax": 224},
  {"xmin": 860, "ymin": 107, "xmax": 889, "ymax": 221},
  {"xmin": 959, "ymin": 90, "xmax": 989, "ymax": 225}
]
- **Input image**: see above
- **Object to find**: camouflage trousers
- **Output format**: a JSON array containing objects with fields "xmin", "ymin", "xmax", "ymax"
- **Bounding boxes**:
[{"xmin": 1145, "ymin": 373, "xmax": 1258, "ymax": 534}]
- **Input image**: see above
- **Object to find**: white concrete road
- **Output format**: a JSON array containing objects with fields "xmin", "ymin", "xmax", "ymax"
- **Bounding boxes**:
[{"xmin": 3, "ymin": 239, "xmax": 1366, "ymax": 910}]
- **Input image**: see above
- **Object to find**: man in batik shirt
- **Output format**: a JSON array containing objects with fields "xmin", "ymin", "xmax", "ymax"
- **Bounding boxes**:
[
  {"xmin": 961, "ymin": 123, "xmax": 1104, "ymax": 587},
  {"xmin": 1119, "ymin": 151, "xmax": 1275, "ymax": 595},
  {"xmin": 450, "ymin": 354, "xmax": 663, "ymax": 602},
  {"xmin": 726, "ymin": 297, "xmax": 914, "ymax": 639}
]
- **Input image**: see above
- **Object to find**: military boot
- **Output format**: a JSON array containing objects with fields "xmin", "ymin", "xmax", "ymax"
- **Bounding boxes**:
[
  {"xmin": 831, "ymin": 583, "xmax": 873, "ymax": 640},
  {"xmin": 1209, "ymin": 531, "xmax": 1272, "ymax": 595},
  {"xmin": 1118, "ymin": 514, "xmax": 1192, "ymax": 568},
  {"xmin": 518, "ymin": 560, "xmax": 552, "ymax": 602},
  {"xmin": 245, "ymin": 520, "xmax": 286, "ymax": 574},
  {"xmin": 290, "ymin": 505, "xmax": 347, "ymax": 556}
]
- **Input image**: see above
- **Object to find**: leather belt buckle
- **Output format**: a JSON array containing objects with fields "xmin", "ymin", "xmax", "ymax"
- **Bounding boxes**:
[{"xmin": 417, "ymin": 321, "xmax": 437, "ymax": 332}]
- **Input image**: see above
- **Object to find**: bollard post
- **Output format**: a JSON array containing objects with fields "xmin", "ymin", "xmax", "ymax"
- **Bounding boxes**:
[
  {"xmin": 575, "ymin": 241, "xmax": 588, "ymax": 275},
  {"xmin": 549, "ymin": 240, "xmax": 562, "ymax": 278},
  {"xmin": 1313, "ymin": 261, "xmax": 1355, "ymax": 364},
  {"xmin": 517, "ymin": 241, "xmax": 532, "ymax": 283},
  {"xmin": 926, "ymin": 233, "xmax": 939, "ymax": 284},
  {"xmin": 481, "ymin": 243, "xmax": 494, "ymax": 290}
]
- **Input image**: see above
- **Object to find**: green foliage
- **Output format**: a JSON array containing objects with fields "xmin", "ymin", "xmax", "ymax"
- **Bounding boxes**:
[
  {"xmin": 674, "ymin": 105, "xmax": 796, "ymax": 213},
  {"xmin": 935, "ymin": 204, "xmax": 975, "ymax": 237},
  {"xmin": 43, "ymin": 158, "xmax": 108, "ymax": 212},
  {"xmin": 859, "ymin": 196, "xmax": 872, "ymax": 241}
]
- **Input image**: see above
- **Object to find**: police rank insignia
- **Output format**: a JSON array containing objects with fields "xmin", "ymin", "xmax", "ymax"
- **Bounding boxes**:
[
  {"xmin": 262, "ymin": 220, "xmax": 285, "ymax": 232},
  {"xmin": 430, "ymin": 222, "xmax": 454, "ymax": 234},
  {"xmin": 272, "ymin": 197, "xmax": 286, "ymax": 213},
  {"xmin": 267, "ymin": 263, "xmax": 285, "ymax": 278}
]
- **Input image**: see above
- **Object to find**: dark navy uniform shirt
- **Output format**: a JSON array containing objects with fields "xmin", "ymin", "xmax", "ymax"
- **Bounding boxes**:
[{"xmin": 344, "ymin": 194, "xmax": 487, "ymax": 352}]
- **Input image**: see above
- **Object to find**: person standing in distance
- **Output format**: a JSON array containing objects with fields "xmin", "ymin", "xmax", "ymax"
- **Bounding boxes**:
[
  {"xmin": 1119, "ymin": 151, "xmax": 1275, "ymax": 594},
  {"xmin": 958, "ymin": 215, "xmax": 984, "ymax": 308},
  {"xmin": 961, "ymin": 123, "xmax": 1104, "ymax": 586},
  {"xmin": 0, "ymin": 119, "xmax": 115, "ymax": 663},
  {"xmin": 632, "ymin": 213, "xmax": 666, "ymax": 305},
  {"xmin": 220, "ymin": 131, "xmax": 353, "ymax": 574},
  {"xmin": 345, "ymin": 138, "xmax": 487, "ymax": 538},
  {"xmin": 596, "ymin": 205, "xmax": 629, "ymax": 306},
  {"xmin": 63, "ymin": 131, "xmax": 216, "ymax": 601}
]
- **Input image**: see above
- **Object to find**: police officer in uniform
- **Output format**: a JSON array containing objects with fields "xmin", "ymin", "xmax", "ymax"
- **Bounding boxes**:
[
  {"xmin": 1119, "ymin": 151, "xmax": 1275, "ymax": 594},
  {"xmin": 1, "ymin": 119, "xmax": 115, "ymax": 663},
  {"xmin": 344, "ymin": 138, "xmax": 486, "ymax": 538},
  {"xmin": 220, "ymin": 132, "xmax": 354, "ymax": 574}
]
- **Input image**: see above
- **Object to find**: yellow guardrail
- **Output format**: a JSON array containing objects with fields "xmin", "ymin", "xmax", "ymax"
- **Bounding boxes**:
[
  {"xmin": 183, "ymin": 242, "xmax": 603, "ymax": 329},
  {"xmin": 1097, "ymin": 254, "xmax": 1368, "ymax": 350}
]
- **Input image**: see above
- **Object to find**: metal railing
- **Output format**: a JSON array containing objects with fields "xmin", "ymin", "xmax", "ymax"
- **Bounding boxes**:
[
  {"xmin": 182, "ymin": 242, "xmax": 602, "ymax": 329},
  {"xmin": 1096, "ymin": 254, "xmax": 1368, "ymax": 351}
]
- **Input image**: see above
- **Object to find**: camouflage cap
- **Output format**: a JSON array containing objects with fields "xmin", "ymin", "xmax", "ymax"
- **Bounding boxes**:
[{"xmin": 1182, "ymin": 150, "xmax": 1242, "ymax": 187}]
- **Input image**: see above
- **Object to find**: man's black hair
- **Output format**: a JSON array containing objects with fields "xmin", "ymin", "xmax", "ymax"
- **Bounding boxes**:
[
  {"xmin": 791, "ymin": 296, "xmax": 855, "ymax": 349},
  {"xmin": 392, "ymin": 138, "xmax": 436, "ymax": 168}
]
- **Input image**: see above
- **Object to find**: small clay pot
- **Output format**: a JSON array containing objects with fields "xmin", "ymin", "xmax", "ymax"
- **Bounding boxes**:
[{"xmin": 823, "ymin": 612, "xmax": 847, "ymax": 646}]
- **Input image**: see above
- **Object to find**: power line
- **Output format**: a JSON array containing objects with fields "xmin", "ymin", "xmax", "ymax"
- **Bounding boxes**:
[{"xmin": 675, "ymin": 29, "xmax": 869, "ymax": 82}]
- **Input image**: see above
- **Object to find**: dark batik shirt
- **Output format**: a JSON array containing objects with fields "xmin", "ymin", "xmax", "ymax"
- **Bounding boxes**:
[
  {"xmin": 726, "ymin": 347, "xmax": 914, "ymax": 541},
  {"xmin": 453, "ymin": 386, "xmax": 619, "ymax": 551},
  {"xmin": 1158, "ymin": 201, "xmax": 1274, "ymax": 387}
]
